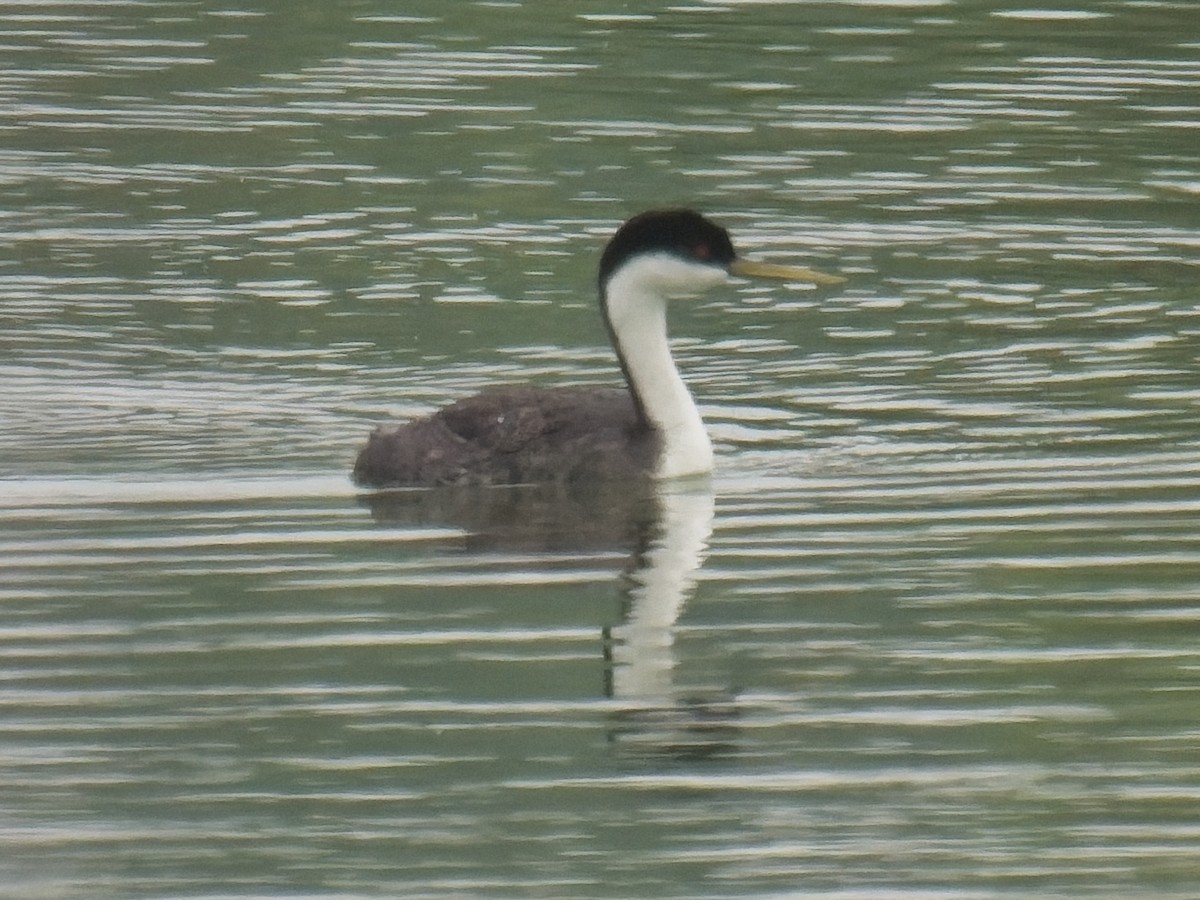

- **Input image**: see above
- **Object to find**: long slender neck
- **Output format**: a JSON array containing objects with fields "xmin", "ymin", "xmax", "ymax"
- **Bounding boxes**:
[{"xmin": 602, "ymin": 261, "xmax": 714, "ymax": 479}]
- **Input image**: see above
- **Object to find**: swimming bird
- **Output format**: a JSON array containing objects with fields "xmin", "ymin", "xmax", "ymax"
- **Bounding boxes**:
[{"xmin": 353, "ymin": 209, "xmax": 843, "ymax": 488}]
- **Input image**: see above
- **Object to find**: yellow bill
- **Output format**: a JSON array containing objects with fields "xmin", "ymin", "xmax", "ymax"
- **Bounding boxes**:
[{"xmin": 730, "ymin": 258, "xmax": 846, "ymax": 286}]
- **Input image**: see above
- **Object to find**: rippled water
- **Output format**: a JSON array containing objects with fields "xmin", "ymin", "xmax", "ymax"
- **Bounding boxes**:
[{"xmin": 2, "ymin": 1, "xmax": 1199, "ymax": 897}]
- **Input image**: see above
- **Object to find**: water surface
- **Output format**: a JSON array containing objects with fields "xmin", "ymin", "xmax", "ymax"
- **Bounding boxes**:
[{"xmin": 2, "ymin": 1, "xmax": 1198, "ymax": 897}]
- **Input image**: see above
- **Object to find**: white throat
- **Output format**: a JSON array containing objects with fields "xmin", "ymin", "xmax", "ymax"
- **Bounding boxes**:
[{"xmin": 603, "ymin": 254, "xmax": 727, "ymax": 479}]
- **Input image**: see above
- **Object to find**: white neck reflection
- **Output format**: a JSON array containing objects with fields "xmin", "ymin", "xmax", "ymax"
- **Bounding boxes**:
[{"xmin": 609, "ymin": 482, "xmax": 715, "ymax": 701}]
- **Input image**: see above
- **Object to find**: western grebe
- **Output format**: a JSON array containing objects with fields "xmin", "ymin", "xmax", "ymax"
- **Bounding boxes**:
[{"xmin": 353, "ymin": 209, "xmax": 843, "ymax": 487}]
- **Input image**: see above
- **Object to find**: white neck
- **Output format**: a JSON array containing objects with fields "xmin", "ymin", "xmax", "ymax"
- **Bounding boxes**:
[{"xmin": 603, "ymin": 255, "xmax": 725, "ymax": 479}]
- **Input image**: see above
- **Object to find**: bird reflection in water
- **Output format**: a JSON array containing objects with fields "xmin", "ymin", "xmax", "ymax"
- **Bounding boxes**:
[
  {"xmin": 360, "ymin": 480, "xmax": 740, "ymax": 760},
  {"xmin": 604, "ymin": 484, "xmax": 740, "ymax": 760}
]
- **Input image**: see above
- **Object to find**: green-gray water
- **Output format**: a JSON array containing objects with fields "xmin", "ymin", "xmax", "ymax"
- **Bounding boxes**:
[{"xmin": 2, "ymin": 1, "xmax": 1198, "ymax": 897}]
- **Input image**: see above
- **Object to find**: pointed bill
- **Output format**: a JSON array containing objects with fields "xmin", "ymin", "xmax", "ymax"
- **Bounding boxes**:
[{"xmin": 729, "ymin": 258, "xmax": 846, "ymax": 286}]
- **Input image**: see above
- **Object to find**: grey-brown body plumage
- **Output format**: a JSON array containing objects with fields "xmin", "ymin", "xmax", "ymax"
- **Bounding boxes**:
[{"xmin": 353, "ymin": 385, "xmax": 659, "ymax": 487}]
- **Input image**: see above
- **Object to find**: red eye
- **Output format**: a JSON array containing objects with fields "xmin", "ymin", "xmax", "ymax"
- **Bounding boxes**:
[{"xmin": 692, "ymin": 242, "xmax": 711, "ymax": 260}]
